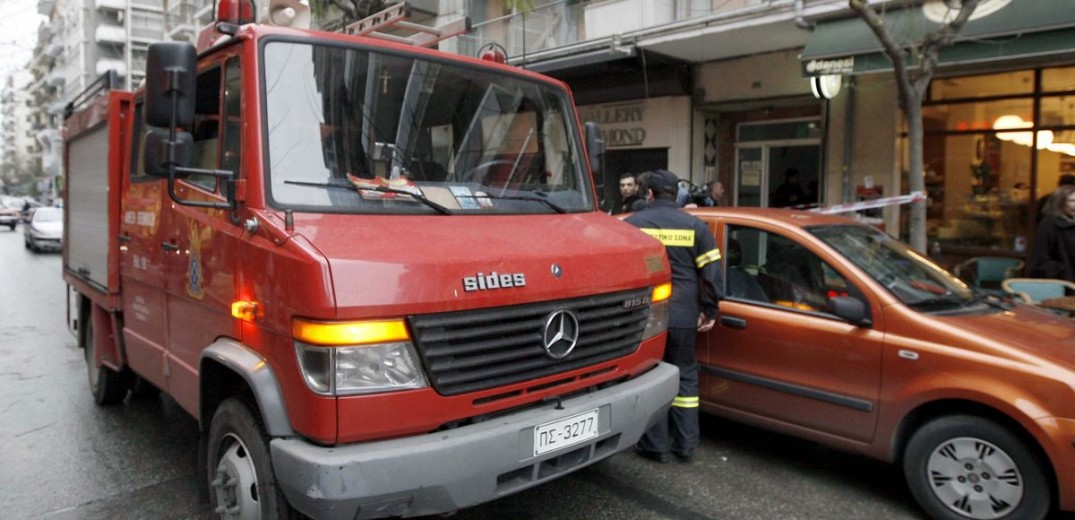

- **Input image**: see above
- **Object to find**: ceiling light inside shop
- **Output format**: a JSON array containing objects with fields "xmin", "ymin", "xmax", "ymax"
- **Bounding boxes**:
[{"xmin": 993, "ymin": 115, "xmax": 1069, "ymax": 154}]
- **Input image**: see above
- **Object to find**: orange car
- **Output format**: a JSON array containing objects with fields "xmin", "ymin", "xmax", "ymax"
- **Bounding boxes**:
[{"xmin": 689, "ymin": 207, "xmax": 1075, "ymax": 520}]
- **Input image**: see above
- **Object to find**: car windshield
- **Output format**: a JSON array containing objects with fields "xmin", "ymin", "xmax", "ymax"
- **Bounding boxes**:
[
  {"xmin": 33, "ymin": 208, "xmax": 62, "ymax": 222},
  {"xmin": 262, "ymin": 40, "xmax": 591, "ymax": 215},
  {"xmin": 810, "ymin": 225, "xmax": 974, "ymax": 309}
]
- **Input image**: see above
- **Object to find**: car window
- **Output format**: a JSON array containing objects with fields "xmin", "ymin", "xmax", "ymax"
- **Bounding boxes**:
[
  {"xmin": 33, "ymin": 208, "xmax": 62, "ymax": 222},
  {"xmin": 810, "ymin": 224, "xmax": 973, "ymax": 308},
  {"xmin": 726, "ymin": 225, "xmax": 858, "ymax": 313}
]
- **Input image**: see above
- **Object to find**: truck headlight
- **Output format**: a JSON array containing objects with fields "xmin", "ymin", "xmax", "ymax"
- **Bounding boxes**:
[
  {"xmin": 292, "ymin": 318, "xmax": 428, "ymax": 396},
  {"xmin": 642, "ymin": 282, "xmax": 671, "ymax": 340}
]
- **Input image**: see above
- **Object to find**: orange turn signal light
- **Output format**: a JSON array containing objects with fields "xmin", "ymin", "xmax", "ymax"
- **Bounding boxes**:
[
  {"xmin": 652, "ymin": 282, "xmax": 673, "ymax": 303},
  {"xmin": 291, "ymin": 318, "xmax": 410, "ymax": 346},
  {"xmin": 231, "ymin": 300, "xmax": 263, "ymax": 321}
]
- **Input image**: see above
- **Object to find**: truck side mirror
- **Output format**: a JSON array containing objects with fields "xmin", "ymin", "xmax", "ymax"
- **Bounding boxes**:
[
  {"xmin": 143, "ymin": 128, "xmax": 193, "ymax": 178},
  {"xmin": 584, "ymin": 122, "xmax": 605, "ymax": 178},
  {"xmin": 829, "ymin": 296, "xmax": 872, "ymax": 327},
  {"xmin": 145, "ymin": 42, "xmax": 196, "ymax": 128}
]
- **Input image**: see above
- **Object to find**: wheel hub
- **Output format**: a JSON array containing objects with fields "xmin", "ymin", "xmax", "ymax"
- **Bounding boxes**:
[
  {"xmin": 927, "ymin": 437, "xmax": 1022, "ymax": 520},
  {"xmin": 212, "ymin": 436, "xmax": 260, "ymax": 520}
]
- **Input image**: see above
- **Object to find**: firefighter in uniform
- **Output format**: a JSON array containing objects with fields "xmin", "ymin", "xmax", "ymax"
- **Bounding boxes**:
[{"xmin": 626, "ymin": 169, "xmax": 723, "ymax": 463}]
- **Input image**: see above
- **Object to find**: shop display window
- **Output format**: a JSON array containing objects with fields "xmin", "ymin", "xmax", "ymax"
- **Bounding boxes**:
[{"xmin": 908, "ymin": 67, "xmax": 1075, "ymax": 258}]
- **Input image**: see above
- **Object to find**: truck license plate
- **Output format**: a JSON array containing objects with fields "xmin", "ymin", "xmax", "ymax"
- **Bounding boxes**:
[{"xmin": 533, "ymin": 408, "xmax": 600, "ymax": 456}]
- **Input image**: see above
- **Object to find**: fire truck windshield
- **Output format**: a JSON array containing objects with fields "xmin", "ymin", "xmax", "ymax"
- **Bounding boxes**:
[{"xmin": 262, "ymin": 40, "xmax": 593, "ymax": 215}]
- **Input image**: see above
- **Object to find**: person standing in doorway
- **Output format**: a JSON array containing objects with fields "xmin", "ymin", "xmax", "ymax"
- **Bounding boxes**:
[
  {"xmin": 770, "ymin": 168, "xmax": 806, "ymax": 208},
  {"xmin": 612, "ymin": 173, "xmax": 645, "ymax": 214},
  {"xmin": 1028, "ymin": 184, "xmax": 1075, "ymax": 281},
  {"xmin": 626, "ymin": 169, "xmax": 723, "ymax": 463}
]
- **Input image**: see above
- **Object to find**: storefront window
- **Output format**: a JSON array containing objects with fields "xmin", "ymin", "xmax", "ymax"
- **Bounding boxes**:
[
  {"xmin": 915, "ymin": 67, "xmax": 1075, "ymax": 259},
  {"xmin": 1040, "ymin": 96, "xmax": 1075, "ymax": 127},
  {"xmin": 929, "ymin": 70, "xmax": 1034, "ymax": 101},
  {"xmin": 922, "ymin": 99, "xmax": 1032, "ymax": 131},
  {"xmin": 1042, "ymin": 67, "xmax": 1075, "ymax": 93}
]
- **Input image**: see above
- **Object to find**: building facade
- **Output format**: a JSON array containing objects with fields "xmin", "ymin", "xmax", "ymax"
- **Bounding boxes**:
[
  {"xmin": 448, "ymin": 0, "xmax": 1075, "ymax": 266},
  {"xmin": 1, "ymin": 70, "xmax": 40, "ymax": 193},
  {"xmin": 24, "ymin": 0, "xmax": 164, "ymax": 200}
]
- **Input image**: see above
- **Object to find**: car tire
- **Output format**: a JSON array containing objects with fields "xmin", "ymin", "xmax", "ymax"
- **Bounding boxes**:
[
  {"xmin": 7, "ymin": 223, "xmax": 14, "ymax": 231},
  {"xmin": 81, "ymin": 299, "xmax": 129, "ymax": 405},
  {"xmin": 207, "ymin": 398, "xmax": 296, "ymax": 520},
  {"xmin": 904, "ymin": 415, "xmax": 1050, "ymax": 520}
]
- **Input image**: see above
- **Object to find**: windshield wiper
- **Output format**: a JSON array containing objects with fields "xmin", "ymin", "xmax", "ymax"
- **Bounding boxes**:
[
  {"xmin": 283, "ymin": 179, "xmax": 453, "ymax": 215},
  {"xmin": 907, "ymin": 297, "xmax": 966, "ymax": 311},
  {"xmin": 969, "ymin": 292, "xmax": 1014, "ymax": 311},
  {"xmin": 462, "ymin": 192, "xmax": 567, "ymax": 214}
]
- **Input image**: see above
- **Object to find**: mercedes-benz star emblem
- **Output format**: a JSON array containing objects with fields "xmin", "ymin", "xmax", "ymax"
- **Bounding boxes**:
[{"xmin": 542, "ymin": 309, "xmax": 579, "ymax": 359}]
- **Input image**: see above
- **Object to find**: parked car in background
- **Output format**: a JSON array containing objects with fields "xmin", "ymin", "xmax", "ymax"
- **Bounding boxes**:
[
  {"xmin": 690, "ymin": 207, "xmax": 1075, "ymax": 520},
  {"xmin": 0, "ymin": 197, "xmax": 20, "ymax": 230},
  {"xmin": 24, "ymin": 207, "xmax": 63, "ymax": 252}
]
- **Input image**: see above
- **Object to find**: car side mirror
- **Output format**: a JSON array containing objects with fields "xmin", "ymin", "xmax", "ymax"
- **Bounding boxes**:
[
  {"xmin": 143, "ymin": 128, "xmax": 192, "ymax": 178},
  {"xmin": 584, "ymin": 121, "xmax": 605, "ymax": 178},
  {"xmin": 830, "ymin": 296, "xmax": 871, "ymax": 327}
]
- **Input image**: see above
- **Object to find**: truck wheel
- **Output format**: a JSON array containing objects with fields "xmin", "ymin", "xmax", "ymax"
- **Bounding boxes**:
[
  {"xmin": 207, "ymin": 398, "xmax": 295, "ymax": 520},
  {"xmin": 81, "ymin": 303, "xmax": 129, "ymax": 405},
  {"xmin": 903, "ymin": 415, "xmax": 1050, "ymax": 520}
]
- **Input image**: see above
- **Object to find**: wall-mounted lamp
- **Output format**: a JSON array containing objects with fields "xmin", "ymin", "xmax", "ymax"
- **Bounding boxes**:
[{"xmin": 810, "ymin": 75, "xmax": 842, "ymax": 100}]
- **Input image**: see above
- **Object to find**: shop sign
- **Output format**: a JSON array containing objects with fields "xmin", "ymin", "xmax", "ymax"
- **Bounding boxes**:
[
  {"xmin": 578, "ymin": 103, "xmax": 648, "ymax": 148},
  {"xmin": 803, "ymin": 57, "xmax": 855, "ymax": 77}
]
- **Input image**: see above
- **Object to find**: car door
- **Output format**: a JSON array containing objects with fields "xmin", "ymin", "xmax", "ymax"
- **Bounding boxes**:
[
  {"xmin": 700, "ymin": 218, "xmax": 885, "ymax": 443},
  {"xmin": 159, "ymin": 57, "xmax": 245, "ymax": 415},
  {"xmin": 119, "ymin": 102, "xmax": 169, "ymax": 391}
]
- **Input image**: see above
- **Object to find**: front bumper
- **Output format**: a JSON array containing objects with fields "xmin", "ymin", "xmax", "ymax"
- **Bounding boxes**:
[
  {"xmin": 272, "ymin": 362, "xmax": 679, "ymax": 520},
  {"xmin": 28, "ymin": 235, "xmax": 62, "ymax": 250}
]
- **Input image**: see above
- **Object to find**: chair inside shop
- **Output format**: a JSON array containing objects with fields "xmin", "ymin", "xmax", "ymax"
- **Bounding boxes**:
[
  {"xmin": 954, "ymin": 256, "xmax": 1025, "ymax": 296},
  {"xmin": 1002, "ymin": 277, "xmax": 1075, "ymax": 304}
]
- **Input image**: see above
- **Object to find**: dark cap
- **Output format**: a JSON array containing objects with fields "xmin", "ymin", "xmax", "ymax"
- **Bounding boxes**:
[{"xmin": 646, "ymin": 169, "xmax": 679, "ymax": 194}]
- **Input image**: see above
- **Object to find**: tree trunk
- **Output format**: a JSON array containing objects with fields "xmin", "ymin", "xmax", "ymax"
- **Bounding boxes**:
[{"xmin": 903, "ymin": 92, "xmax": 927, "ymax": 253}]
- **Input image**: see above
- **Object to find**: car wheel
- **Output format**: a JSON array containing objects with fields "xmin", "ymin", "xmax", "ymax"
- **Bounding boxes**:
[
  {"xmin": 24, "ymin": 237, "xmax": 29, "ymax": 249},
  {"xmin": 207, "ymin": 398, "xmax": 296, "ymax": 520},
  {"xmin": 904, "ymin": 415, "xmax": 1050, "ymax": 520},
  {"xmin": 8, "ymin": 223, "xmax": 14, "ymax": 231},
  {"xmin": 81, "ymin": 299, "xmax": 129, "ymax": 405}
]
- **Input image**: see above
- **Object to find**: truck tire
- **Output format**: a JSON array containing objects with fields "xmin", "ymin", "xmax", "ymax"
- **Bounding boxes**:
[
  {"xmin": 903, "ymin": 415, "xmax": 1050, "ymax": 520},
  {"xmin": 207, "ymin": 398, "xmax": 296, "ymax": 520},
  {"xmin": 81, "ymin": 302, "xmax": 129, "ymax": 405}
]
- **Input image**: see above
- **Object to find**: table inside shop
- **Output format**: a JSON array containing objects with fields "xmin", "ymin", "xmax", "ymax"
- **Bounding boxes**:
[{"xmin": 1039, "ymin": 296, "xmax": 1075, "ymax": 317}]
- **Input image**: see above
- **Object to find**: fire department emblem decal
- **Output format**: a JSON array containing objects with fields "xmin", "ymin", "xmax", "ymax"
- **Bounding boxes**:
[
  {"xmin": 186, "ymin": 223, "xmax": 212, "ymax": 300},
  {"xmin": 541, "ymin": 309, "xmax": 579, "ymax": 360}
]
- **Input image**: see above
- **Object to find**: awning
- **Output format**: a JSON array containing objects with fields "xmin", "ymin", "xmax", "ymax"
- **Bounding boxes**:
[{"xmin": 800, "ymin": 0, "xmax": 1075, "ymax": 76}]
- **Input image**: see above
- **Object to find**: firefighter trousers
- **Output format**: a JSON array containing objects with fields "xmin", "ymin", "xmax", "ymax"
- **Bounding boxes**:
[{"xmin": 637, "ymin": 327, "xmax": 699, "ymax": 456}]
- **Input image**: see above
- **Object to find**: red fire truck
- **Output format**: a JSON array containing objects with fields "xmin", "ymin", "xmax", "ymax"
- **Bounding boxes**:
[{"xmin": 62, "ymin": 2, "xmax": 677, "ymax": 518}]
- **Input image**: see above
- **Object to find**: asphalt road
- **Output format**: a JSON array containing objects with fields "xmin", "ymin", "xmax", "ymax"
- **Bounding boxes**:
[{"xmin": 0, "ymin": 226, "xmax": 1042, "ymax": 520}]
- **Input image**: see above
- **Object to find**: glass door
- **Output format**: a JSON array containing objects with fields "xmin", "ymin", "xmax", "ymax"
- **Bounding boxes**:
[{"xmin": 735, "ymin": 118, "xmax": 822, "ymax": 208}]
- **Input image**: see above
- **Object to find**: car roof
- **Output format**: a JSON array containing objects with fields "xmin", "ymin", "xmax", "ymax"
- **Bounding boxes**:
[{"xmin": 686, "ymin": 207, "xmax": 871, "ymax": 229}]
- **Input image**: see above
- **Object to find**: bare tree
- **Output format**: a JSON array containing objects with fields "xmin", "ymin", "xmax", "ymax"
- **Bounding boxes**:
[{"xmin": 849, "ymin": 0, "xmax": 979, "ymax": 253}]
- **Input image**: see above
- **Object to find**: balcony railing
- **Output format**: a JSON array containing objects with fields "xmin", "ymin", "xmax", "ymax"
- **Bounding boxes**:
[{"xmin": 456, "ymin": 0, "xmax": 768, "ymax": 60}]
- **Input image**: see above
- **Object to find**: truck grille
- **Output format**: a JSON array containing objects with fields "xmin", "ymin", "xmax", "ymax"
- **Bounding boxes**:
[{"xmin": 408, "ymin": 288, "xmax": 651, "ymax": 396}]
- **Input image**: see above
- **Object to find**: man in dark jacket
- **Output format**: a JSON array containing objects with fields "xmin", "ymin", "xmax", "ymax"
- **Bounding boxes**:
[
  {"xmin": 612, "ymin": 172, "xmax": 645, "ymax": 214},
  {"xmin": 626, "ymin": 169, "xmax": 723, "ymax": 463}
]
